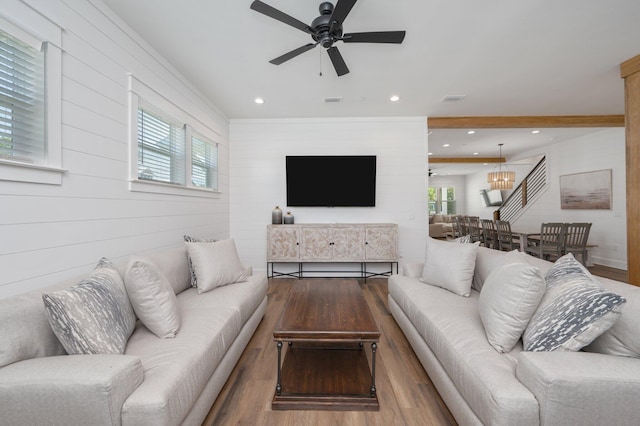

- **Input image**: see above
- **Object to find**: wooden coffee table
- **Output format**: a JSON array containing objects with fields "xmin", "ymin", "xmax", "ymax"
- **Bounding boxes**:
[{"xmin": 272, "ymin": 279, "xmax": 380, "ymax": 411}]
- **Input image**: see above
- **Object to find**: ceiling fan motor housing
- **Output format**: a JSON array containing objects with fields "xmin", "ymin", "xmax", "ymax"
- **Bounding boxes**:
[{"xmin": 312, "ymin": 2, "xmax": 343, "ymax": 48}]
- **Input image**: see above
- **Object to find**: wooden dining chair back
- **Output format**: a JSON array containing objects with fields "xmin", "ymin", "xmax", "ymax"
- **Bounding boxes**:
[
  {"xmin": 525, "ymin": 222, "xmax": 566, "ymax": 262},
  {"xmin": 458, "ymin": 216, "xmax": 469, "ymax": 236},
  {"xmin": 467, "ymin": 216, "xmax": 483, "ymax": 244},
  {"xmin": 452, "ymin": 215, "xmax": 463, "ymax": 238},
  {"xmin": 481, "ymin": 219, "xmax": 498, "ymax": 249},
  {"xmin": 495, "ymin": 220, "xmax": 517, "ymax": 251},
  {"xmin": 563, "ymin": 223, "xmax": 592, "ymax": 266}
]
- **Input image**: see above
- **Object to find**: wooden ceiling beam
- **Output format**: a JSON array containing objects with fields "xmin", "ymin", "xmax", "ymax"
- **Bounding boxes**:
[
  {"xmin": 427, "ymin": 115, "xmax": 625, "ymax": 129},
  {"xmin": 429, "ymin": 157, "xmax": 504, "ymax": 163}
]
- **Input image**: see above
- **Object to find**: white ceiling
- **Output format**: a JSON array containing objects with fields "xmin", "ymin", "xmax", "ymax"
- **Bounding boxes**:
[{"xmin": 99, "ymin": 0, "xmax": 638, "ymax": 173}]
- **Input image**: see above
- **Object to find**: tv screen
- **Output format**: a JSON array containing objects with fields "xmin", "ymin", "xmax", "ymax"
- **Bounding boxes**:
[{"xmin": 286, "ymin": 156, "xmax": 376, "ymax": 207}]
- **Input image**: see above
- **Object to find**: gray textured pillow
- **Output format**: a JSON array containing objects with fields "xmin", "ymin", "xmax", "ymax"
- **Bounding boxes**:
[
  {"xmin": 42, "ymin": 258, "xmax": 136, "ymax": 354},
  {"xmin": 523, "ymin": 254, "xmax": 626, "ymax": 352},
  {"xmin": 420, "ymin": 237, "xmax": 479, "ymax": 297},
  {"xmin": 479, "ymin": 262, "xmax": 545, "ymax": 353},
  {"xmin": 124, "ymin": 257, "xmax": 180, "ymax": 338},
  {"xmin": 185, "ymin": 239, "xmax": 248, "ymax": 294},
  {"xmin": 184, "ymin": 235, "xmax": 217, "ymax": 288}
]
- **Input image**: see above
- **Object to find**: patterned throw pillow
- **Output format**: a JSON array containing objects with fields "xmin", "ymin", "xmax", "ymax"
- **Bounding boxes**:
[
  {"xmin": 523, "ymin": 254, "xmax": 626, "ymax": 352},
  {"xmin": 42, "ymin": 258, "xmax": 136, "ymax": 354},
  {"xmin": 183, "ymin": 235, "xmax": 217, "ymax": 288}
]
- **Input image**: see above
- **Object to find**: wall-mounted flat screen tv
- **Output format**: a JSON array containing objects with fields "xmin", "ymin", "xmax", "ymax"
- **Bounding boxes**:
[{"xmin": 286, "ymin": 155, "xmax": 376, "ymax": 207}]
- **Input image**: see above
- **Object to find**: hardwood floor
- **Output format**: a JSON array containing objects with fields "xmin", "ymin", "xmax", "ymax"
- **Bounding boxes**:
[
  {"xmin": 202, "ymin": 278, "xmax": 457, "ymax": 426},
  {"xmin": 589, "ymin": 264, "xmax": 629, "ymax": 283}
]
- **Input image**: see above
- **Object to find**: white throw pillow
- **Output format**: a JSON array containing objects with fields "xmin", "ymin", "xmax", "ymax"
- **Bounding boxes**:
[
  {"xmin": 479, "ymin": 262, "xmax": 545, "ymax": 353},
  {"xmin": 124, "ymin": 257, "xmax": 180, "ymax": 338},
  {"xmin": 185, "ymin": 239, "xmax": 248, "ymax": 294},
  {"xmin": 472, "ymin": 247, "xmax": 523, "ymax": 292},
  {"xmin": 421, "ymin": 237, "xmax": 479, "ymax": 297}
]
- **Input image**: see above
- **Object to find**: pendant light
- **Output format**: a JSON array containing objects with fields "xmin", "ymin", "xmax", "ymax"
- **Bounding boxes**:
[{"xmin": 487, "ymin": 144, "xmax": 515, "ymax": 190}]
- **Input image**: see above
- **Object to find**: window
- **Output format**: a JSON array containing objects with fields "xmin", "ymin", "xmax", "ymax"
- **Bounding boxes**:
[
  {"xmin": 0, "ymin": 12, "xmax": 62, "ymax": 185},
  {"xmin": 137, "ymin": 108, "xmax": 186, "ymax": 185},
  {"xmin": 429, "ymin": 186, "xmax": 456, "ymax": 215},
  {"xmin": 0, "ymin": 27, "xmax": 45, "ymax": 164},
  {"xmin": 191, "ymin": 133, "xmax": 218, "ymax": 191},
  {"xmin": 128, "ymin": 75, "xmax": 220, "ymax": 197}
]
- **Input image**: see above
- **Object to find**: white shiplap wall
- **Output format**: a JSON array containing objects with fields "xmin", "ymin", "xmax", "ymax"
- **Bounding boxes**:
[
  {"xmin": 0, "ymin": 0, "xmax": 230, "ymax": 298},
  {"xmin": 229, "ymin": 117, "xmax": 429, "ymax": 275}
]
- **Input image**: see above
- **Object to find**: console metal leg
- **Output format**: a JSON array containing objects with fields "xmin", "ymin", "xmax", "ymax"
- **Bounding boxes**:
[{"xmin": 276, "ymin": 341, "xmax": 283, "ymax": 396}]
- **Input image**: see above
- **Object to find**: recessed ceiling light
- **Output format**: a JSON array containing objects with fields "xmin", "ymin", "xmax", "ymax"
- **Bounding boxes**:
[
  {"xmin": 443, "ymin": 144, "xmax": 450, "ymax": 147},
  {"xmin": 467, "ymin": 130, "xmax": 475, "ymax": 135},
  {"xmin": 531, "ymin": 130, "xmax": 540, "ymax": 134},
  {"xmin": 483, "ymin": 163, "xmax": 488, "ymax": 166},
  {"xmin": 473, "ymin": 152, "xmax": 479, "ymax": 155},
  {"xmin": 390, "ymin": 95, "xmax": 400, "ymax": 102},
  {"xmin": 428, "ymin": 152, "xmax": 433, "ymax": 156},
  {"xmin": 254, "ymin": 97, "xmax": 264, "ymax": 104}
]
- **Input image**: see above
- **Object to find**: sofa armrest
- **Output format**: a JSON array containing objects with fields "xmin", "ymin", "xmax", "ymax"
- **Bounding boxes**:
[
  {"xmin": 516, "ymin": 351, "xmax": 640, "ymax": 426},
  {"xmin": 401, "ymin": 262, "xmax": 424, "ymax": 278},
  {"xmin": 0, "ymin": 354, "xmax": 143, "ymax": 426}
]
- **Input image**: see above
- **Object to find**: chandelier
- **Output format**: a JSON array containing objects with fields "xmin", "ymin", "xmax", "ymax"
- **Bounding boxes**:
[{"xmin": 487, "ymin": 144, "xmax": 515, "ymax": 190}]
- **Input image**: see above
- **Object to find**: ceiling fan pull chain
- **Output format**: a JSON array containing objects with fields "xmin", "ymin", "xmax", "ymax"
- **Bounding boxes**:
[{"xmin": 319, "ymin": 48, "xmax": 323, "ymax": 76}]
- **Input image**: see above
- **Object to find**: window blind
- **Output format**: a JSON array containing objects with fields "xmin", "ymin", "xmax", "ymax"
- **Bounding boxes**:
[
  {"xmin": 0, "ymin": 27, "xmax": 45, "ymax": 164},
  {"xmin": 191, "ymin": 133, "xmax": 218, "ymax": 191},
  {"xmin": 137, "ymin": 108, "xmax": 186, "ymax": 185}
]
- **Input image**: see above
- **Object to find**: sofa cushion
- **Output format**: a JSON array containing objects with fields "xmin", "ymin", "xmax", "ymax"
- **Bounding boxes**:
[
  {"xmin": 185, "ymin": 239, "xmax": 248, "ymax": 294},
  {"xmin": 42, "ymin": 259, "xmax": 136, "ymax": 354},
  {"xmin": 584, "ymin": 276, "xmax": 640, "ymax": 358},
  {"xmin": 388, "ymin": 274, "xmax": 539, "ymax": 425},
  {"xmin": 523, "ymin": 254, "xmax": 626, "ymax": 352},
  {"xmin": 122, "ymin": 287, "xmax": 243, "ymax": 426},
  {"xmin": 183, "ymin": 235, "xmax": 217, "ymax": 288},
  {"xmin": 472, "ymin": 246, "xmax": 522, "ymax": 292},
  {"xmin": 479, "ymin": 262, "xmax": 545, "ymax": 353},
  {"xmin": 124, "ymin": 257, "xmax": 180, "ymax": 339},
  {"xmin": 421, "ymin": 237, "xmax": 479, "ymax": 297}
]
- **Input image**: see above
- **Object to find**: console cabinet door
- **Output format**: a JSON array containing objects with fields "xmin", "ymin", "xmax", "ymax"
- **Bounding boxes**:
[
  {"xmin": 332, "ymin": 226, "xmax": 365, "ymax": 261},
  {"xmin": 365, "ymin": 225, "xmax": 398, "ymax": 261},
  {"xmin": 300, "ymin": 227, "xmax": 333, "ymax": 261},
  {"xmin": 267, "ymin": 226, "xmax": 300, "ymax": 261}
]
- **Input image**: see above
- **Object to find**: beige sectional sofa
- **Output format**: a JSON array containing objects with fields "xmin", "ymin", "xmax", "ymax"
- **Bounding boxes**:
[
  {"xmin": 0, "ymin": 242, "xmax": 267, "ymax": 426},
  {"xmin": 428, "ymin": 214, "xmax": 457, "ymax": 238},
  {"xmin": 389, "ymin": 240, "xmax": 640, "ymax": 426}
]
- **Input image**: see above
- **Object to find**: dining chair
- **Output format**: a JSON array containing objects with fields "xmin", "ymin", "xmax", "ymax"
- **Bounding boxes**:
[
  {"xmin": 480, "ymin": 219, "xmax": 498, "ymax": 249},
  {"xmin": 495, "ymin": 220, "xmax": 519, "ymax": 251},
  {"xmin": 458, "ymin": 216, "xmax": 469, "ymax": 236},
  {"xmin": 563, "ymin": 223, "xmax": 592, "ymax": 266},
  {"xmin": 451, "ymin": 215, "xmax": 462, "ymax": 238},
  {"xmin": 525, "ymin": 222, "xmax": 566, "ymax": 262},
  {"xmin": 467, "ymin": 216, "xmax": 483, "ymax": 244}
]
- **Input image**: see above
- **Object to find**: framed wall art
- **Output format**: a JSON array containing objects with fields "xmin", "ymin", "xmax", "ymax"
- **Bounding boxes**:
[{"xmin": 560, "ymin": 169, "xmax": 612, "ymax": 209}]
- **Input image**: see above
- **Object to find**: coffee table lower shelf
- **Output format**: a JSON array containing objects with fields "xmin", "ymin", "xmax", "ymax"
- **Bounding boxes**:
[{"xmin": 272, "ymin": 344, "xmax": 379, "ymax": 411}]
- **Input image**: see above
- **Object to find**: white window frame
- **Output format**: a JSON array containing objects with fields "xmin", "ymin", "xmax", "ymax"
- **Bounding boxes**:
[
  {"xmin": 0, "ymin": 11, "xmax": 64, "ymax": 185},
  {"xmin": 128, "ymin": 74, "xmax": 220, "ymax": 198}
]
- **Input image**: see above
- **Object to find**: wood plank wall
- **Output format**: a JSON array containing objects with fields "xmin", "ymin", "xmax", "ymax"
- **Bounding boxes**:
[{"xmin": 621, "ymin": 54, "xmax": 640, "ymax": 286}]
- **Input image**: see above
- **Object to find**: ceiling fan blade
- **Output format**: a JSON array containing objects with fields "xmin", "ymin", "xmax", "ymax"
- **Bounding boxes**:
[
  {"xmin": 269, "ymin": 43, "xmax": 317, "ymax": 65},
  {"xmin": 250, "ymin": 1, "xmax": 313, "ymax": 35},
  {"xmin": 342, "ymin": 31, "xmax": 406, "ymax": 44},
  {"xmin": 330, "ymin": 0, "xmax": 358, "ymax": 25},
  {"xmin": 327, "ymin": 46, "xmax": 350, "ymax": 76}
]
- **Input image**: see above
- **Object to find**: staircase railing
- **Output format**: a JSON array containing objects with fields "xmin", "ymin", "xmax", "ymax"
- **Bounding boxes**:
[{"xmin": 498, "ymin": 156, "xmax": 547, "ymax": 222}]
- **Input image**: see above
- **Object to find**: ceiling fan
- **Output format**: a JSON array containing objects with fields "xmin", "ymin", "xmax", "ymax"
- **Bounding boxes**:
[{"xmin": 250, "ymin": 0, "xmax": 406, "ymax": 76}]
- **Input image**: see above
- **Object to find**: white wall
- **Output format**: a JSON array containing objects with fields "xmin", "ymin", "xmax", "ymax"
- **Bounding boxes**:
[
  {"xmin": 462, "ymin": 128, "xmax": 627, "ymax": 269},
  {"xmin": 0, "ymin": 0, "xmax": 230, "ymax": 298},
  {"xmin": 229, "ymin": 117, "xmax": 429, "ymax": 274}
]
